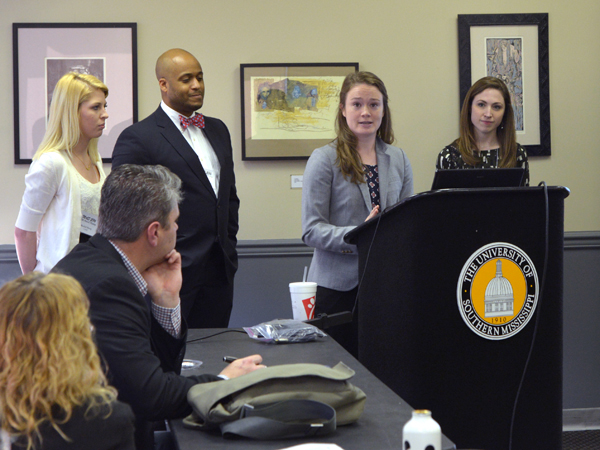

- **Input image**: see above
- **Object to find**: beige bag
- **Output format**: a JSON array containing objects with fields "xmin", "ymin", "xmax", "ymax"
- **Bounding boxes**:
[{"xmin": 183, "ymin": 361, "xmax": 367, "ymax": 439}]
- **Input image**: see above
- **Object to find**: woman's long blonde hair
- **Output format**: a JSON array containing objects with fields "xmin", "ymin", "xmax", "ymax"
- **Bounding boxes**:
[
  {"xmin": 335, "ymin": 71, "xmax": 395, "ymax": 184},
  {"xmin": 33, "ymin": 72, "xmax": 108, "ymax": 163},
  {"xmin": 0, "ymin": 272, "xmax": 117, "ymax": 449}
]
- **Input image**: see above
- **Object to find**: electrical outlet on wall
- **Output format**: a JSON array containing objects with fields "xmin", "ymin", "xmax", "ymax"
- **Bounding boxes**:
[{"xmin": 291, "ymin": 175, "xmax": 303, "ymax": 189}]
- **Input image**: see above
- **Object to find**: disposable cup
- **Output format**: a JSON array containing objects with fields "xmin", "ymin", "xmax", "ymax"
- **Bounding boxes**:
[{"xmin": 289, "ymin": 282, "xmax": 317, "ymax": 321}]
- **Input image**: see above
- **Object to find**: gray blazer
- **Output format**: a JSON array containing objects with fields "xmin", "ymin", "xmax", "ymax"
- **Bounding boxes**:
[{"xmin": 301, "ymin": 140, "xmax": 413, "ymax": 291}]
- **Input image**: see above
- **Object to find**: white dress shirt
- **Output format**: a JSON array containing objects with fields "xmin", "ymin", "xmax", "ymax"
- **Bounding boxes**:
[{"xmin": 160, "ymin": 101, "xmax": 220, "ymax": 194}]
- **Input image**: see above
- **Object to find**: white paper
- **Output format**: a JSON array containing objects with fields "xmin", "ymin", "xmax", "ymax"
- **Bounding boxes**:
[{"xmin": 277, "ymin": 444, "xmax": 344, "ymax": 450}]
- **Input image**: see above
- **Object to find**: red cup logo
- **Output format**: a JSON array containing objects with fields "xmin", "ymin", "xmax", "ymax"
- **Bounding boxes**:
[{"xmin": 302, "ymin": 296, "xmax": 316, "ymax": 320}]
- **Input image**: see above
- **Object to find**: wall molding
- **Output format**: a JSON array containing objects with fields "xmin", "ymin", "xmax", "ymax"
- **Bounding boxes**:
[
  {"xmin": 237, "ymin": 239, "xmax": 312, "ymax": 258},
  {"xmin": 0, "ymin": 245, "xmax": 18, "ymax": 263},
  {"xmin": 564, "ymin": 231, "xmax": 600, "ymax": 249},
  {"xmin": 1, "ymin": 231, "xmax": 599, "ymax": 262},
  {"xmin": 239, "ymin": 232, "xmax": 600, "ymax": 254}
]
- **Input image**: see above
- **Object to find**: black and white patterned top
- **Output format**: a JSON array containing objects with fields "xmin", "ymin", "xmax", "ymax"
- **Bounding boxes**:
[
  {"xmin": 363, "ymin": 164, "xmax": 380, "ymax": 208},
  {"xmin": 436, "ymin": 143, "xmax": 530, "ymax": 186}
]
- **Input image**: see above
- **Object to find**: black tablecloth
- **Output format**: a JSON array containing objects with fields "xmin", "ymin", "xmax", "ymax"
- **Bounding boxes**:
[{"xmin": 170, "ymin": 328, "xmax": 455, "ymax": 450}]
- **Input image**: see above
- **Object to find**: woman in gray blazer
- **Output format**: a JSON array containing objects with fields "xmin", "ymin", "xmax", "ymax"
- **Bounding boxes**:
[{"xmin": 302, "ymin": 72, "xmax": 413, "ymax": 356}]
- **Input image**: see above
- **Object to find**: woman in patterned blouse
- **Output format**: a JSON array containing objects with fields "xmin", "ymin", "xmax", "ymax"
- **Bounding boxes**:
[
  {"xmin": 436, "ymin": 76, "xmax": 529, "ymax": 186},
  {"xmin": 302, "ymin": 72, "xmax": 413, "ymax": 357}
]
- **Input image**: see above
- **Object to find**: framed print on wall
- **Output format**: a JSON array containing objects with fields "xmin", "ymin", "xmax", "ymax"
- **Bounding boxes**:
[
  {"xmin": 13, "ymin": 22, "xmax": 138, "ymax": 164},
  {"xmin": 240, "ymin": 63, "xmax": 359, "ymax": 160},
  {"xmin": 458, "ymin": 13, "xmax": 550, "ymax": 156}
]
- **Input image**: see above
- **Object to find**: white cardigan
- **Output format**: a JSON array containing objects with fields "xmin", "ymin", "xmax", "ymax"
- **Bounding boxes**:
[{"xmin": 15, "ymin": 151, "xmax": 106, "ymax": 273}]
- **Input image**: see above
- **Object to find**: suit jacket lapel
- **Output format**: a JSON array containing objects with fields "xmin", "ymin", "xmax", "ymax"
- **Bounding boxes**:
[
  {"xmin": 202, "ymin": 124, "xmax": 225, "ymax": 169},
  {"xmin": 154, "ymin": 108, "xmax": 215, "ymax": 195},
  {"xmin": 89, "ymin": 234, "xmax": 125, "ymax": 265},
  {"xmin": 358, "ymin": 181, "xmax": 371, "ymax": 212},
  {"xmin": 375, "ymin": 142, "xmax": 391, "ymax": 210},
  {"xmin": 357, "ymin": 140, "xmax": 391, "ymax": 212}
]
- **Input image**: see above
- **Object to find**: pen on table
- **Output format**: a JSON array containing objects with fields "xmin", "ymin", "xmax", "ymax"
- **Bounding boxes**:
[{"xmin": 223, "ymin": 356, "xmax": 238, "ymax": 363}]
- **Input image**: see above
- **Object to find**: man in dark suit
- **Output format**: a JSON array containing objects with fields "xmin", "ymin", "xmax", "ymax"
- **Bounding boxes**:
[
  {"xmin": 53, "ymin": 165, "xmax": 264, "ymax": 450},
  {"xmin": 112, "ymin": 48, "xmax": 238, "ymax": 328}
]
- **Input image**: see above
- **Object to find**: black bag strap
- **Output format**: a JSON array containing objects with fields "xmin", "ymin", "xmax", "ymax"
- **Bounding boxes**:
[{"xmin": 220, "ymin": 399, "xmax": 336, "ymax": 439}]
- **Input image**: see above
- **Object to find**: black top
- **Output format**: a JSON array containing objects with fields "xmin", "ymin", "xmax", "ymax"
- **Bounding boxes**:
[
  {"xmin": 12, "ymin": 400, "xmax": 135, "ymax": 450},
  {"xmin": 436, "ymin": 143, "xmax": 530, "ymax": 186}
]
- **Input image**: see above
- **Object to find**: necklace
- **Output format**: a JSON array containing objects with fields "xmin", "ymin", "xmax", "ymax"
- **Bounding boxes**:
[{"xmin": 74, "ymin": 152, "xmax": 91, "ymax": 170}]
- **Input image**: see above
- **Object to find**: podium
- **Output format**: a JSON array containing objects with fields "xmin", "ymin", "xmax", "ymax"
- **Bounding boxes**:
[{"xmin": 345, "ymin": 186, "xmax": 569, "ymax": 450}]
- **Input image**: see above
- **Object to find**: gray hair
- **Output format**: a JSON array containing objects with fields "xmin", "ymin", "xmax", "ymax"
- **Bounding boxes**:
[{"xmin": 98, "ymin": 164, "xmax": 183, "ymax": 242}]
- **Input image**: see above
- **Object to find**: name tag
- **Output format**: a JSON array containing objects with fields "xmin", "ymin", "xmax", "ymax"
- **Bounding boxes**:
[{"xmin": 81, "ymin": 212, "xmax": 98, "ymax": 236}]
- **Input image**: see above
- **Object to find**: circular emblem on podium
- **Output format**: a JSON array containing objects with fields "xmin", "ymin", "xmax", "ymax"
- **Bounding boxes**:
[{"xmin": 457, "ymin": 242, "xmax": 538, "ymax": 340}]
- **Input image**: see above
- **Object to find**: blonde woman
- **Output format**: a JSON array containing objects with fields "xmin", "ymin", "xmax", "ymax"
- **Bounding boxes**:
[
  {"xmin": 15, "ymin": 73, "xmax": 109, "ymax": 274},
  {"xmin": 0, "ymin": 272, "xmax": 134, "ymax": 450}
]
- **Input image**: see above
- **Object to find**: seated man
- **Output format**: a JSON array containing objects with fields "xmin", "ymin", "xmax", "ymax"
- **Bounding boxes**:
[{"xmin": 53, "ymin": 164, "xmax": 264, "ymax": 450}]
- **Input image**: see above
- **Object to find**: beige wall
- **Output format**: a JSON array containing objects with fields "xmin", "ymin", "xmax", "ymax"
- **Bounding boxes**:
[{"xmin": 1, "ymin": 0, "xmax": 598, "ymax": 244}]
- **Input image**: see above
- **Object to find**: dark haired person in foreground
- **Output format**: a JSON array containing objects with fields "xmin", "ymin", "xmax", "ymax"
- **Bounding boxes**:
[
  {"xmin": 0, "ymin": 272, "xmax": 135, "ymax": 450},
  {"xmin": 436, "ymin": 76, "xmax": 529, "ymax": 185},
  {"xmin": 53, "ymin": 164, "xmax": 264, "ymax": 450}
]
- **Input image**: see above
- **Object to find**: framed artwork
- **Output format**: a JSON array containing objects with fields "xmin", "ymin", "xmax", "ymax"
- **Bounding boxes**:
[
  {"xmin": 13, "ymin": 23, "xmax": 138, "ymax": 164},
  {"xmin": 458, "ymin": 13, "xmax": 550, "ymax": 156},
  {"xmin": 240, "ymin": 63, "xmax": 359, "ymax": 160}
]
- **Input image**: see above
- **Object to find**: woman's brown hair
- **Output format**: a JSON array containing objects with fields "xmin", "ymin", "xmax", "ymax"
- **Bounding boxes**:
[
  {"xmin": 455, "ymin": 76, "xmax": 518, "ymax": 167},
  {"xmin": 335, "ymin": 71, "xmax": 395, "ymax": 184}
]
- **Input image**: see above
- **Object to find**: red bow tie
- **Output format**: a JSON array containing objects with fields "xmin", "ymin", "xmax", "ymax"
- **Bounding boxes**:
[{"xmin": 179, "ymin": 113, "xmax": 205, "ymax": 130}]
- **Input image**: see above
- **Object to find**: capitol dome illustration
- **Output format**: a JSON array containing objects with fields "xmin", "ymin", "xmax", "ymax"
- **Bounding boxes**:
[{"xmin": 484, "ymin": 259, "xmax": 514, "ymax": 318}]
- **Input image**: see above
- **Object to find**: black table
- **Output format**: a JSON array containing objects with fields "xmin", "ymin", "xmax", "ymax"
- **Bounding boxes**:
[{"xmin": 171, "ymin": 328, "xmax": 456, "ymax": 450}]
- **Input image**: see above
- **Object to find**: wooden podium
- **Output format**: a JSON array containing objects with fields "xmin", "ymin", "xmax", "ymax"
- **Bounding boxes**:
[{"xmin": 345, "ymin": 186, "xmax": 569, "ymax": 450}]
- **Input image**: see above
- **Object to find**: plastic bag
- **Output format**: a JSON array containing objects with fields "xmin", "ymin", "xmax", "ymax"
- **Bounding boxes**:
[{"xmin": 243, "ymin": 319, "xmax": 327, "ymax": 343}]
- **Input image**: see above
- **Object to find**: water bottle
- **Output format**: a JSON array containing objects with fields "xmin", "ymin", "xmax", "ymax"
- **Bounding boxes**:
[{"xmin": 402, "ymin": 409, "xmax": 442, "ymax": 450}]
